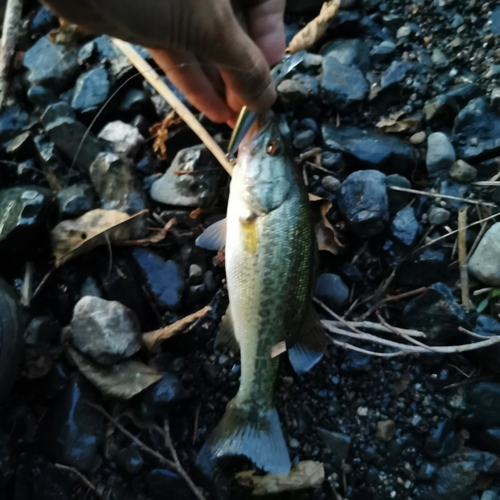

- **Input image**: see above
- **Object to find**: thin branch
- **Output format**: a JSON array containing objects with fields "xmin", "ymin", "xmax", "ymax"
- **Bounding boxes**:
[
  {"xmin": 329, "ymin": 337, "xmax": 403, "ymax": 357},
  {"xmin": 323, "ymin": 320, "xmax": 426, "ymax": 337},
  {"xmin": 54, "ymin": 464, "xmax": 102, "ymax": 499},
  {"xmin": 458, "ymin": 207, "xmax": 470, "ymax": 311}
]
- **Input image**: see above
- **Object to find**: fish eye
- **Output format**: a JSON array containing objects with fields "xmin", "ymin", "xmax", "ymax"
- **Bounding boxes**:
[{"xmin": 266, "ymin": 140, "xmax": 282, "ymax": 156}]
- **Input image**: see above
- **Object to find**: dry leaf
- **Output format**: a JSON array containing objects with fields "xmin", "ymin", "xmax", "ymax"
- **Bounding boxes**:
[
  {"xmin": 236, "ymin": 461, "xmax": 325, "ymax": 496},
  {"xmin": 48, "ymin": 17, "xmax": 92, "ymax": 46},
  {"xmin": 150, "ymin": 111, "xmax": 183, "ymax": 161},
  {"xmin": 51, "ymin": 209, "xmax": 148, "ymax": 267},
  {"xmin": 123, "ymin": 218, "xmax": 176, "ymax": 246},
  {"xmin": 287, "ymin": 0, "xmax": 341, "ymax": 54},
  {"xmin": 376, "ymin": 111, "xmax": 420, "ymax": 134},
  {"xmin": 143, "ymin": 305, "xmax": 211, "ymax": 350},
  {"xmin": 67, "ymin": 347, "xmax": 162, "ymax": 399},
  {"xmin": 309, "ymin": 194, "xmax": 342, "ymax": 255}
]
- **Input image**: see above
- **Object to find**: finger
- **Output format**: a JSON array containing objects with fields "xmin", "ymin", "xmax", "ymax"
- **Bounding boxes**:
[{"xmin": 148, "ymin": 48, "xmax": 233, "ymax": 124}]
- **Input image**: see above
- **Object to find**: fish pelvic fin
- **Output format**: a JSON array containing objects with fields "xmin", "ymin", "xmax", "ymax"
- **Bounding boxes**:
[
  {"xmin": 287, "ymin": 304, "xmax": 326, "ymax": 374},
  {"xmin": 215, "ymin": 305, "xmax": 239, "ymax": 353},
  {"xmin": 196, "ymin": 400, "xmax": 291, "ymax": 476},
  {"xmin": 195, "ymin": 218, "xmax": 227, "ymax": 251}
]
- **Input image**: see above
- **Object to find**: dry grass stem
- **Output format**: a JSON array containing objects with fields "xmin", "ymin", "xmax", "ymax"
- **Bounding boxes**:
[{"xmin": 457, "ymin": 207, "xmax": 470, "ymax": 311}]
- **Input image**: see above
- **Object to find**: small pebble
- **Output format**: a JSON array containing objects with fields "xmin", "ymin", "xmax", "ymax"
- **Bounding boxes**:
[
  {"xmin": 428, "ymin": 206, "xmax": 450, "ymax": 226},
  {"xmin": 321, "ymin": 175, "xmax": 341, "ymax": 192},
  {"xmin": 289, "ymin": 438, "xmax": 300, "ymax": 448},
  {"xmin": 376, "ymin": 420, "xmax": 396, "ymax": 442},
  {"xmin": 410, "ymin": 131, "xmax": 426, "ymax": 144},
  {"xmin": 449, "ymin": 160, "xmax": 477, "ymax": 183},
  {"xmin": 357, "ymin": 406, "xmax": 369, "ymax": 417}
]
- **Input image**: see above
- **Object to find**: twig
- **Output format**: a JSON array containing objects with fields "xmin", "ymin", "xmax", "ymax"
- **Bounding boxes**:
[
  {"xmin": 329, "ymin": 337, "xmax": 403, "ymax": 357},
  {"xmin": 323, "ymin": 320, "xmax": 426, "ymax": 338},
  {"xmin": 466, "ymin": 207, "xmax": 489, "ymax": 262},
  {"xmin": 111, "ymin": 38, "xmax": 233, "ymax": 177},
  {"xmin": 387, "ymin": 185, "xmax": 496, "ymax": 207},
  {"xmin": 0, "ymin": 0, "xmax": 23, "ymax": 109},
  {"xmin": 54, "ymin": 464, "xmax": 102, "ymax": 499},
  {"xmin": 458, "ymin": 207, "xmax": 470, "ymax": 312}
]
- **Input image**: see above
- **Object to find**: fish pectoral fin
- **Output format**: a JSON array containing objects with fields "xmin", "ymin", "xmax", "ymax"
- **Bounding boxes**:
[
  {"xmin": 196, "ymin": 401, "xmax": 291, "ymax": 476},
  {"xmin": 195, "ymin": 218, "xmax": 227, "ymax": 251},
  {"xmin": 287, "ymin": 304, "xmax": 326, "ymax": 374},
  {"xmin": 215, "ymin": 305, "xmax": 240, "ymax": 353}
]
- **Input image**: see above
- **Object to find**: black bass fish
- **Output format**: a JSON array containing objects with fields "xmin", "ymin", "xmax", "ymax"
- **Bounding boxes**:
[{"xmin": 196, "ymin": 112, "xmax": 325, "ymax": 475}]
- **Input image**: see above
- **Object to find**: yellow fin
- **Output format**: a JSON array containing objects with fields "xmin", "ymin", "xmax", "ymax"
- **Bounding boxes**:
[{"xmin": 240, "ymin": 220, "xmax": 258, "ymax": 255}]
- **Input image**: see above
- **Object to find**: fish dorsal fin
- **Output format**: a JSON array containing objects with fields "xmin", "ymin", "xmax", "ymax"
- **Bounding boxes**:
[
  {"xmin": 215, "ymin": 305, "xmax": 239, "ymax": 353},
  {"xmin": 195, "ymin": 218, "xmax": 227, "ymax": 251},
  {"xmin": 287, "ymin": 304, "xmax": 326, "ymax": 374}
]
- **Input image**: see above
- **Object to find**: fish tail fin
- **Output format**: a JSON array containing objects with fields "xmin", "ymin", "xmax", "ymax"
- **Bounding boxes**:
[{"xmin": 196, "ymin": 400, "xmax": 291, "ymax": 476}]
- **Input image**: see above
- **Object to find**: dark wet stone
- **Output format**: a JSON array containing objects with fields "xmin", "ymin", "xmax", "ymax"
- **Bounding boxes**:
[
  {"xmin": 292, "ymin": 73, "xmax": 319, "ymax": 99},
  {"xmin": 337, "ymin": 170, "xmax": 389, "ymax": 237},
  {"xmin": 293, "ymin": 129, "xmax": 315, "ymax": 149},
  {"xmin": 424, "ymin": 94, "xmax": 460, "ymax": 129},
  {"xmin": 474, "ymin": 428, "xmax": 500, "ymax": 455},
  {"xmin": 428, "ymin": 206, "xmax": 451, "ymax": 226},
  {"xmin": 381, "ymin": 61, "xmax": 414, "ymax": 89},
  {"xmin": 27, "ymin": 86, "xmax": 57, "ymax": 108},
  {"xmin": 151, "ymin": 145, "xmax": 227, "ymax": 208},
  {"xmin": 23, "ymin": 36, "xmax": 79, "ymax": 91},
  {"xmin": 322, "ymin": 124, "xmax": 416, "ymax": 175},
  {"xmin": 321, "ymin": 175, "xmax": 341, "ymax": 193},
  {"xmin": 56, "ymin": 185, "xmax": 95, "ymax": 218},
  {"xmin": 24, "ymin": 316, "xmax": 59, "ymax": 345},
  {"xmin": 0, "ymin": 430, "xmax": 12, "ymax": 486},
  {"xmin": 453, "ymin": 98, "xmax": 500, "ymax": 162},
  {"xmin": 29, "ymin": 6, "xmax": 58, "ymax": 34},
  {"xmin": 320, "ymin": 56, "xmax": 368, "ymax": 109},
  {"xmin": 397, "ymin": 249, "xmax": 447, "ymax": 287},
  {"xmin": 71, "ymin": 67, "xmax": 110, "ymax": 115},
  {"xmin": 78, "ymin": 41, "xmax": 95, "ymax": 65},
  {"xmin": 370, "ymin": 40, "xmax": 396, "ymax": 64},
  {"xmin": 449, "ymin": 160, "xmax": 477, "ymax": 183},
  {"xmin": 0, "ymin": 187, "xmax": 51, "ymax": 248},
  {"xmin": 317, "ymin": 428, "xmax": 351, "ymax": 464},
  {"xmin": 400, "ymin": 283, "xmax": 465, "ymax": 342},
  {"xmin": 41, "ymin": 102, "xmax": 76, "ymax": 126},
  {"xmin": 132, "ymin": 248, "xmax": 185, "ymax": 311},
  {"xmin": 0, "ymin": 279, "xmax": 23, "ymax": 401},
  {"xmin": 277, "ymin": 79, "xmax": 309, "ymax": 106},
  {"xmin": 464, "ymin": 382, "xmax": 500, "ymax": 428},
  {"xmin": 6, "ymin": 131, "xmax": 35, "ymax": 161},
  {"xmin": 70, "ymin": 296, "xmax": 141, "ymax": 365},
  {"xmin": 424, "ymin": 420, "xmax": 460, "ymax": 458},
  {"xmin": 146, "ymin": 469, "xmax": 194, "ymax": 500},
  {"xmin": 320, "ymin": 38, "xmax": 371, "ymax": 74},
  {"xmin": 33, "ymin": 135, "xmax": 67, "ymax": 180},
  {"xmin": 492, "ymin": 7, "xmax": 500, "ymax": 35},
  {"xmin": 434, "ymin": 451, "xmax": 500, "ymax": 500},
  {"xmin": 115, "ymin": 445, "xmax": 143, "ymax": 475},
  {"xmin": 45, "ymin": 117, "xmax": 107, "ymax": 173},
  {"xmin": 386, "ymin": 174, "xmax": 411, "ymax": 214},
  {"xmin": 446, "ymin": 83, "xmax": 482, "ymax": 107},
  {"xmin": 117, "ymin": 89, "xmax": 155, "ymax": 120},
  {"xmin": 0, "ymin": 105, "xmax": 28, "ymax": 143},
  {"xmin": 418, "ymin": 462, "xmax": 437, "ymax": 481},
  {"xmin": 141, "ymin": 373, "xmax": 189, "ymax": 417},
  {"xmin": 391, "ymin": 207, "xmax": 419, "ymax": 246},
  {"xmin": 321, "ymin": 151, "xmax": 345, "ymax": 170},
  {"xmin": 439, "ymin": 180, "xmax": 470, "ymax": 211},
  {"xmin": 89, "ymin": 152, "xmax": 147, "ymax": 214},
  {"xmin": 39, "ymin": 374, "xmax": 103, "ymax": 471},
  {"xmin": 315, "ymin": 274, "xmax": 349, "ymax": 311}
]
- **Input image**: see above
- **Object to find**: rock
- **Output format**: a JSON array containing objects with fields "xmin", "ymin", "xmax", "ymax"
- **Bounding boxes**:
[
  {"xmin": 396, "ymin": 25, "xmax": 411, "ymax": 38},
  {"xmin": 141, "ymin": 373, "xmax": 189, "ymax": 417},
  {"xmin": 98, "ymin": 121, "xmax": 145, "ymax": 158},
  {"xmin": 115, "ymin": 445, "xmax": 143, "ymax": 475},
  {"xmin": 428, "ymin": 206, "xmax": 451, "ymax": 226},
  {"xmin": 0, "ymin": 279, "xmax": 23, "ymax": 401},
  {"xmin": 70, "ymin": 296, "xmax": 141, "ymax": 365},
  {"xmin": 292, "ymin": 73, "xmax": 319, "ymax": 98},
  {"xmin": 315, "ymin": 274, "xmax": 349, "ymax": 311},
  {"xmin": 45, "ymin": 117, "xmax": 106, "ymax": 173},
  {"xmin": 151, "ymin": 145, "xmax": 226, "ymax": 208},
  {"xmin": 71, "ymin": 68, "xmax": 110, "ymax": 114},
  {"xmin": 424, "ymin": 419, "xmax": 459, "ymax": 458},
  {"xmin": 317, "ymin": 428, "xmax": 351, "ymax": 463},
  {"xmin": 396, "ymin": 249, "xmax": 447, "ymax": 287},
  {"xmin": 56, "ymin": 185, "xmax": 95, "ymax": 218},
  {"xmin": 117, "ymin": 89, "xmax": 155, "ymax": 120},
  {"xmin": 449, "ymin": 160, "xmax": 477, "ymax": 183},
  {"xmin": 321, "ymin": 176, "xmax": 341, "ymax": 193},
  {"xmin": 439, "ymin": 180, "xmax": 470, "ymax": 211},
  {"xmin": 24, "ymin": 316, "xmax": 59, "ymax": 345},
  {"xmin": 293, "ymin": 129, "xmax": 315, "ymax": 149},
  {"xmin": 0, "ymin": 105, "xmax": 29, "ymax": 143},
  {"xmin": 41, "ymin": 102, "xmax": 75, "ymax": 126},
  {"xmin": 321, "ymin": 151, "xmax": 345, "ymax": 170},
  {"xmin": 321, "ymin": 124, "xmax": 416, "ymax": 175},
  {"xmin": 386, "ymin": 174, "xmax": 411, "ymax": 214},
  {"xmin": 277, "ymin": 79, "xmax": 309, "ymax": 106},
  {"xmin": 424, "ymin": 95, "xmax": 460, "ymax": 129},
  {"xmin": 491, "ymin": 88, "xmax": 500, "ymax": 114},
  {"xmin": 22, "ymin": 36, "xmax": 79, "ymax": 91},
  {"xmin": 0, "ymin": 187, "xmax": 51, "ymax": 248},
  {"xmin": 431, "ymin": 48, "xmax": 449, "ymax": 67},
  {"xmin": 132, "ymin": 248, "xmax": 185, "ymax": 311},
  {"xmin": 381, "ymin": 61, "xmax": 413, "ymax": 89},
  {"xmin": 27, "ymin": 86, "xmax": 57, "ymax": 108},
  {"xmin": 410, "ymin": 131, "xmax": 426, "ymax": 145},
  {"xmin": 89, "ymin": 152, "xmax": 147, "ymax": 215},
  {"xmin": 29, "ymin": 6, "xmax": 58, "ymax": 34},
  {"xmin": 391, "ymin": 207, "xmax": 419, "ymax": 246},
  {"xmin": 320, "ymin": 56, "xmax": 368, "ymax": 109},
  {"xmin": 426, "ymin": 132, "xmax": 456, "ymax": 180},
  {"xmin": 445, "ymin": 83, "xmax": 482, "ymax": 107},
  {"xmin": 481, "ymin": 491, "xmax": 499, "ymax": 500},
  {"xmin": 453, "ymin": 98, "xmax": 500, "ymax": 161},
  {"xmin": 299, "ymin": 53, "xmax": 323, "ymax": 74},
  {"xmin": 39, "ymin": 374, "xmax": 103, "ymax": 471},
  {"xmin": 78, "ymin": 42, "xmax": 95, "ymax": 65},
  {"xmin": 468, "ymin": 223, "xmax": 500, "ymax": 286},
  {"xmin": 400, "ymin": 283, "xmax": 465, "ymax": 342},
  {"xmin": 418, "ymin": 462, "xmax": 437, "ymax": 481},
  {"xmin": 376, "ymin": 420, "xmax": 396, "ymax": 442},
  {"xmin": 491, "ymin": 7, "xmax": 500, "ymax": 35},
  {"xmin": 6, "ymin": 132, "xmax": 35, "ymax": 161},
  {"xmin": 487, "ymin": 65, "xmax": 500, "ymax": 79},
  {"xmin": 370, "ymin": 40, "xmax": 396, "ymax": 64},
  {"xmin": 320, "ymin": 39, "xmax": 371, "ymax": 74},
  {"xmin": 146, "ymin": 469, "xmax": 194, "ymax": 500},
  {"xmin": 464, "ymin": 382, "xmax": 500, "ymax": 428},
  {"xmin": 337, "ymin": 170, "xmax": 389, "ymax": 237}
]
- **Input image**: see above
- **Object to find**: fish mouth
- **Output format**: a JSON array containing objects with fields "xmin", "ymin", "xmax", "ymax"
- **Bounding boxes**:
[{"xmin": 238, "ymin": 111, "xmax": 276, "ymax": 152}]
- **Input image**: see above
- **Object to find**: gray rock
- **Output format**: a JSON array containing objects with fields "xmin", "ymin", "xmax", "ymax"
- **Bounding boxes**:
[
  {"xmin": 376, "ymin": 420, "xmax": 396, "ymax": 442},
  {"xmin": 320, "ymin": 56, "xmax": 368, "ymax": 109},
  {"xmin": 151, "ymin": 145, "xmax": 226, "ymax": 208},
  {"xmin": 491, "ymin": 87, "xmax": 500, "ymax": 114},
  {"xmin": 431, "ymin": 48, "xmax": 449, "ymax": 67},
  {"xmin": 396, "ymin": 25, "xmax": 411, "ymax": 38},
  {"xmin": 41, "ymin": 101, "xmax": 75, "ymax": 126},
  {"xmin": 468, "ymin": 223, "xmax": 500, "ymax": 286},
  {"xmin": 71, "ymin": 67, "xmax": 110, "ymax": 114},
  {"xmin": 292, "ymin": 73, "xmax": 319, "ymax": 98},
  {"xmin": 439, "ymin": 180, "xmax": 470, "ymax": 211},
  {"xmin": 320, "ymin": 38, "xmax": 371, "ymax": 74},
  {"xmin": 277, "ymin": 79, "xmax": 309, "ymax": 106},
  {"xmin": 98, "ymin": 121, "xmax": 145, "ymax": 158},
  {"xmin": 492, "ymin": 6, "xmax": 500, "ymax": 35},
  {"xmin": 428, "ymin": 206, "xmax": 450, "ymax": 226},
  {"xmin": 27, "ymin": 86, "xmax": 57, "ymax": 109},
  {"xmin": 487, "ymin": 65, "xmax": 500, "ymax": 79},
  {"xmin": 293, "ymin": 129, "xmax": 315, "ymax": 149},
  {"xmin": 89, "ymin": 152, "xmax": 147, "ymax": 215},
  {"xmin": 400, "ymin": 283, "xmax": 465, "ymax": 342},
  {"xmin": 57, "ymin": 185, "xmax": 95, "ymax": 218},
  {"xmin": 410, "ymin": 131, "xmax": 426, "ymax": 144},
  {"xmin": 299, "ymin": 53, "xmax": 323, "ymax": 73},
  {"xmin": 317, "ymin": 428, "xmax": 351, "ymax": 463},
  {"xmin": 426, "ymin": 132, "xmax": 456, "ymax": 180},
  {"xmin": 391, "ymin": 207, "xmax": 419, "ymax": 246},
  {"xmin": 386, "ymin": 174, "xmax": 411, "ymax": 214},
  {"xmin": 70, "ymin": 296, "xmax": 141, "ymax": 365},
  {"xmin": 337, "ymin": 170, "xmax": 389, "ymax": 237},
  {"xmin": 370, "ymin": 41, "xmax": 396, "ymax": 64},
  {"xmin": 0, "ymin": 105, "xmax": 29, "ymax": 143},
  {"xmin": 482, "ymin": 491, "xmax": 499, "ymax": 500},
  {"xmin": 22, "ymin": 36, "xmax": 79, "ymax": 91},
  {"xmin": 449, "ymin": 160, "xmax": 477, "ymax": 183},
  {"xmin": 141, "ymin": 373, "xmax": 189, "ymax": 417},
  {"xmin": 424, "ymin": 94, "xmax": 460, "ymax": 129},
  {"xmin": 6, "ymin": 132, "xmax": 35, "ymax": 161},
  {"xmin": 315, "ymin": 274, "xmax": 349, "ymax": 311},
  {"xmin": 381, "ymin": 61, "xmax": 414, "ymax": 89},
  {"xmin": 321, "ymin": 175, "xmax": 341, "ymax": 193}
]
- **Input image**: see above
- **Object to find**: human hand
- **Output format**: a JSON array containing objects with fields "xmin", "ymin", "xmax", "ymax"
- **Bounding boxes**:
[{"xmin": 42, "ymin": 0, "xmax": 286, "ymax": 126}]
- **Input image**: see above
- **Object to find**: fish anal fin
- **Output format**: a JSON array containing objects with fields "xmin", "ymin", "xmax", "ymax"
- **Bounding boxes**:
[
  {"xmin": 287, "ymin": 304, "xmax": 326, "ymax": 374},
  {"xmin": 215, "ymin": 305, "xmax": 239, "ymax": 353},
  {"xmin": 195, "ymin": 218, "xmax": 227, "ymax": 251}
]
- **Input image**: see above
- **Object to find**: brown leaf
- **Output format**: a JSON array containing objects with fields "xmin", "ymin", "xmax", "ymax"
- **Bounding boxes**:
[
  {"xmin": 236, "ymin": 461, "xmax": 325, "ymax": 496},
  {"xmin": 376, "ymin": 111, "xmax": 419, "ymax": 134},
  {"xmin": 287, "ymin": 0, "xmax": 341, "ymax": 54},
  {"xmin": 143, "ymin": 305, "xmax": 212, "ymax": 350},
  {"xmin": 149, "ymin": 111, "xmax": 183, "ymax": 161},
  {"xmin": 67, "ymin": 347, "xmax": 162, "ymax": 399},
  {"xmin": 51, "ymin": 209, "xmax": 148, "ymax": 267},
  {"xmin": 309, "ymin": 194, "xmax": 342, "ymax": 255}
]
